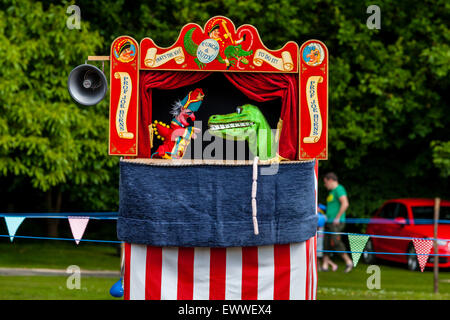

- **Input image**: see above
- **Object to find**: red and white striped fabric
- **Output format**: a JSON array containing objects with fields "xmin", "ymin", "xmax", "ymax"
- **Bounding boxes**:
[{"xmin": 124, "ymin": 238, "xmax": 317, "ymax": 300}]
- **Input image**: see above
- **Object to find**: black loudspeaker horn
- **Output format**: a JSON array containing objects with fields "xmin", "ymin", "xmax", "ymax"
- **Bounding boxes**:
[{"xmin": 68, "ymin": 64, "xmax": 108, "ymax": 106}]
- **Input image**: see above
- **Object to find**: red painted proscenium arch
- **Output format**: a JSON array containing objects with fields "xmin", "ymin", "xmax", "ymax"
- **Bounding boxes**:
[{"xmin": 109, "ymin": 16, "xmax": 328, "ymax": 160}]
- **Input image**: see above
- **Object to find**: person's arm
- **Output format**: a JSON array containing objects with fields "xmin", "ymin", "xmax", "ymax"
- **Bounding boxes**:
[{"xmin": 333, "ymin": 195, "xmax": 349, "ymax": 225}]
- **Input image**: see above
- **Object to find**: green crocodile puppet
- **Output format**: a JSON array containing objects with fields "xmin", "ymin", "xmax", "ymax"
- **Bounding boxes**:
[
  {"xmin": 208, "ymin": 104, "xmax": 286, "ymax": 161},
  {"xmin": 184, "ymin": 27, "xmax": 253, "ymax": 70}
]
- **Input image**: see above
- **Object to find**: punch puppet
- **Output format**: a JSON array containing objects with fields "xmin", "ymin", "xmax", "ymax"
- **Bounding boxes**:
[{"xmin": 151, "ymin": 88, "xmax": 204, "ymax": 159}]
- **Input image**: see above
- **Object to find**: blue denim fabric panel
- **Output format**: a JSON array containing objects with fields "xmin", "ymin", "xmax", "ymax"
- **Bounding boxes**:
[{"xmin": 118, "ymin": 161, "xmax": 317, "ymax": 247}]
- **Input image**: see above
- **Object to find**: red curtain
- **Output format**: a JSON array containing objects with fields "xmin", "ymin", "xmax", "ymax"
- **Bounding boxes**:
[
  {"xmin": 138, "ymin": 71, "xmax": 298, "ymax": 159},
  {"xmin": 224, "ymin": 73, "xmax": 298, "ymax": 159},
  {"xmin": 138, "ymin": 71, "xmax": 211, "ymax": 158}
]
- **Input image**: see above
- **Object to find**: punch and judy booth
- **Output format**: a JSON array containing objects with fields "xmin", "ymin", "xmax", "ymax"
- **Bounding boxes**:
[{"xmin": 78, "ymin": 16, "xmax": 328, "ymax": 300}]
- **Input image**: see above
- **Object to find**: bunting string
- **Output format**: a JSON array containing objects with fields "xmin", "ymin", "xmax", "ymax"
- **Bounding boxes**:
[
  {"xmin": 1, "ymin": 213, "xmax": 448, "ymax": 272},
  {"xmin": 1, "ymin": 234, "xmax": 448, "ymax": 257},
  {"xmin": 0, "ymin": 213, "xmax": 118, "ymax": 219},
  {"xmin": 1, "ymin": 233, "xmax": 447, "ymax": 258},
  {"xmin": 318, "ymin": 250, "xmax": 450, "ymax": 257},
  {"xmin": 0, "ymin": 234, "xmax": 122, "ymax": 244},
  {"xmin": 343, "ymin": 218, "xmax": 450, "ymax": 225},
  {"xmin": 318, "ymin": 230, "xmax": 450, "ymax": 242},
  {"xmin": 1, "ymin": 214, "xmax": 449, "ymax": 224},
  {"xmin": 0, "ymin": 213, "xmax": 117, "ymax": 243},
  {"xmin": 317, "ymin": 230, "xmax": 446, "ymax": 272}
]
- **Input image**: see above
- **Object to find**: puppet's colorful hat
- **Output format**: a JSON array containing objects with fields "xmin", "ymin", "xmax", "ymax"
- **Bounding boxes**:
[
  {"xmin": 180, "ymin": 88, "xmax": 204, "ymax": 112},
  {"xmin": 209, "ymin": 24, "xmax": 220, "ymax": 33}
]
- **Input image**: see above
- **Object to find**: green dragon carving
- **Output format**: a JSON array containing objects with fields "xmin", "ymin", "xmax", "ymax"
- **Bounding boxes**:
[
  {"xmin": 184, "ymin": 27, "xmax": 253, "ymax": 70},
  {"xmin": 208, "ymin": 104, "xmax": 283, "ymax": 161}
]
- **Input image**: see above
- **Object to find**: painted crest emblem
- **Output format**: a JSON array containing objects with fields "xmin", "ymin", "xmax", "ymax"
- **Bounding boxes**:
[
  {"xmin": 114, "ymin": 39, "xmax": 137, "ymax": 63},
  {"xmin": 196, "ymin": 38, "xmax": 220, "ymax": 64},
  {"xmin": 302, "ymin": 42, "xmax": 325, "ymax": 66}
]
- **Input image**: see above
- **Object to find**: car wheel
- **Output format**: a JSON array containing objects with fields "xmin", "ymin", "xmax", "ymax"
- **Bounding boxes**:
[
  {"xmin": 407, "ymin": 244, "xmax": 419, "ymax": 271},
  {"xmin": 362, "ymin": 239, "xmax": 376, "ymax": 264}
]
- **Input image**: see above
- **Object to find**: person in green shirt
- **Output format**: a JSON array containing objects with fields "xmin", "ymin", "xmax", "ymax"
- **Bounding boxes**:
[{"xmin": 322, "ymin": 172, "xmax": 353, "ymax": 273}]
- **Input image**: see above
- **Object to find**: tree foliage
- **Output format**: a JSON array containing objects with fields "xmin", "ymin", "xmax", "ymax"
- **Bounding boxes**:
[
  {"xmin": 0, "ymin": 0, "xmax": 118, "ymax": 212},
  {"xmin": 0, "ymin": 0, "xmax": 449, "ymax": 218},
  {"xmin": 432, "ymin": 140, "xmax": 450, "ymax": 178}
]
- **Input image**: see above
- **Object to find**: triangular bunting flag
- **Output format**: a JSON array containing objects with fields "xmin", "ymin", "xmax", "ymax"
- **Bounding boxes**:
[
  {"xmin": 68, "ymin": 216, "xmax": 90, "ymax": 245},
  {"xmin": 348, "ymin": 234, "xmax": 369, "ymax": 267},
  {"xmin": 412, "ymin": 239, "xmax": 434, "ymax": 272},
  {"xmin": 4, "ymin": 216, "xmax": 26, "ymax": 242}
]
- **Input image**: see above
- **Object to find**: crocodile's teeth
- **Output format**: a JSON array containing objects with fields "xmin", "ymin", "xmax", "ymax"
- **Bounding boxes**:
[{"xmin": 210, "ymin": 121, "xmax": 255, "ymax": 130}]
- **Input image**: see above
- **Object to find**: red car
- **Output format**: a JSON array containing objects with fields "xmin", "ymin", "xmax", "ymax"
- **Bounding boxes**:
[{"xmin": 362, "ymin": 199, "xmax": 450, "ymax": 270}]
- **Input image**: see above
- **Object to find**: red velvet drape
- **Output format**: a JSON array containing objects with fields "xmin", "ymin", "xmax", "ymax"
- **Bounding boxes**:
[
  {"xmin": 138, "ymin": 71, "xmax": 298, "ymax": 159},
  {"xmin": 224, "ymin": 73, "xmax": 298, "ymax": 159}
]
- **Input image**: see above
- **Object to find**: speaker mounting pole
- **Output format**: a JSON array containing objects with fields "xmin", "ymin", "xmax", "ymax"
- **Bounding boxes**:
[{"xmin": 87, "ymin": 56, "xmax": 110, "ymax": 73}]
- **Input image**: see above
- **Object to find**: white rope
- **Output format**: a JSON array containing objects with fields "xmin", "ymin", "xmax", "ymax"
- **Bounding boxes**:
[{"xmin": 252, "ymin": 156, "xmax": 259, "ymax": 235}]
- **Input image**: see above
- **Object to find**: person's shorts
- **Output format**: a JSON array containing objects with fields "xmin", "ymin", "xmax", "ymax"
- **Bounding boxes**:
[{"xmin": 323, "ymin": 223, "xmax": 347, "ymax": 252}]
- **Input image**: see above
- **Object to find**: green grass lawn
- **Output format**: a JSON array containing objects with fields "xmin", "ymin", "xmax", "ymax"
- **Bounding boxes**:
[
  {"xmin": 0, "ymin": 276, "xmax": 118, "ymax": 300},
  {"xmin": 0, "ymin": 240, "xmax": 120, "ymax": 270},
  {"xmin": 0, "ymin": 240, "xmax": 121, "ymax": 299},
  {"xmin": 1, "ymin": 240, "xmax": 450, "ymax": 299}
]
